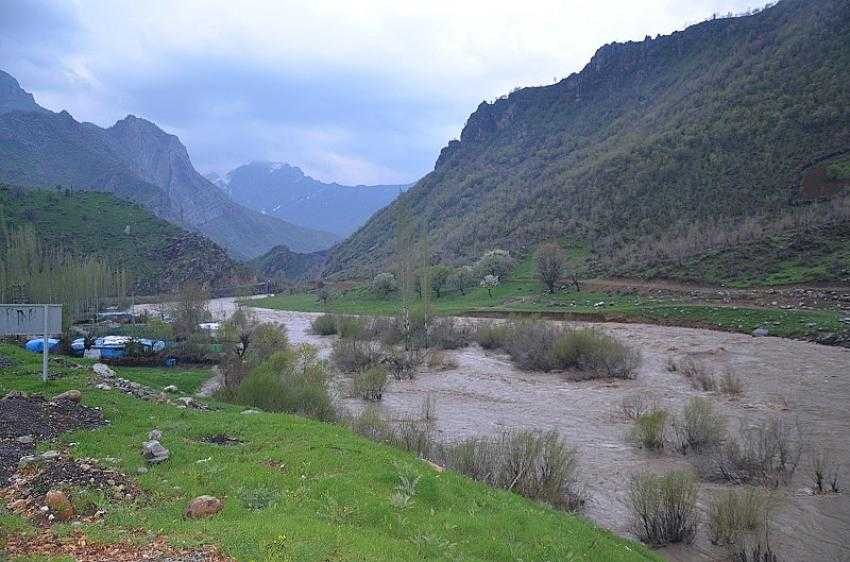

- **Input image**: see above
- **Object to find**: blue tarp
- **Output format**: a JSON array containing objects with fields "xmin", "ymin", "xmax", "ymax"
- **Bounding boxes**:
[{"xmin": 25, "ymin": 338, "xmax": 60, "ymax": 353}]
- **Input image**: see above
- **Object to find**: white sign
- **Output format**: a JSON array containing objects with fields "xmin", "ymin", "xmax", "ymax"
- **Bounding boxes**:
[{"xmin": 0, "ymin": 304, "xmax": 62, "ymax": 336}]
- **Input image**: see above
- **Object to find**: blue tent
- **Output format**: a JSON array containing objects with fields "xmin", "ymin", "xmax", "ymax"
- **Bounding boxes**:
[{"xmin": 25, "ymin": 338, "xmax": 60, "ymax": 353}]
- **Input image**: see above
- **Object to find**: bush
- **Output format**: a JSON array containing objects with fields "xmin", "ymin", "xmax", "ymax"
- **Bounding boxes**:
[
  {"xmin": 475, "ymin": 322, "xmax": 509, "ymax": 350},
  {"xmin": 236, "ymin": 349, "xmax": 336, "ymax": 422},
  {"xmin": 561, "ymin": 328, "xmax": 640, "ymax": 378},
  {"xmin": 628, "ymin": 471, "xmax": 699, "ymax": 546},
  {"xmin": 707, "ymin": 487, "xmax": 770, "ymax": 546},
  {"xmin": 704, "ymin": 418, "xmax": 801, "ymax": 488},
  {"xmin": 440, "ymin": 429, "xmax": 584, "ymax": 511},
  {"xmin": 673, "ymin": 397, "xmax": 726, "ymax": 454},
  {"xmin": 351, "ymin": 365, "xmax": 389, "ymax": 401},
  {"xmin": 381, "ymin": 346, "xmax": 424, "ymax": 380},
  {"xmin": 631, "ymin": 409, "xmax": 669, "ymax": 451},
  {"xmin": 350, "ymin": 405, "xmax": 394, "ymax": 442},
  {"xmin": 810, "ymin": 448, "xmax": 842, "ymax": 494},
  {"xmin": 672, "ymin": 356, "xmax": 717, "ymax": 391},
  {"xmin": 622, "ymin": 392, "xmax": 658, "ymax": 421},
  {"xmin": 428, "ymin": 317, "xmax": 471, "ymax": 350},
  {"xmin": 425, "ymin": 349, "xmax": 457, "ymax": 371},
  {"xmin": 311, "ymin": 314, "xmax": 338, "ymax": 335},
  {"xmin": 719, "ymin": 372, "xmax": 744, "ymax": 396},
  {"xmin": 331, "ymin": 338, "xmax": 378, "ymax": 372},
  {"xmin": 336, "ymin": 315, "xmax": 366, "ymax": 339},
  {"xmin": 246, "ymin": 323, "xmax": 288, "ymax": 365},
  {"xmin": 370, "ymin": 272, "xmax": 397, "ymax": 298}
]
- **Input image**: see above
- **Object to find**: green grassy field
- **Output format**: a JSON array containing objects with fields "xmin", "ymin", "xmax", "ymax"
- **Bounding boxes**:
[
  {"xmin": 253, "ymin": 256, "xmax": 846, "ymax": 340},
  {"xmin": 0, "ymin": 344, "xmax": 658, "ymax": 561}
]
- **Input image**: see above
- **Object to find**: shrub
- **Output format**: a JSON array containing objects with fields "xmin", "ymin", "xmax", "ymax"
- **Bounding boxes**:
[
  {"xmin": 350, "ymin": 405, "xmax": 394, "ymax": 442},
  {"xmin": 370, "ymin": 272, "xmax": 397, "ymax": 297},
  {"xmin": 475, "ymin": 322, "xmax": 509, "ymax": 350},
  {"xmin": 673, "ymin": 356, "xmax": 717, "ymax": 391},
  {"xmin": 331, "ymin": 338, "xmax": 378, "ymax": 373},
  {"xmin": 246, "ymin": 323, "xmax": 288, "ymax": 365},
  {"xmin": 707, "ymin": 487, "xmax": 770, "ymax": 546},
  {"xmin": 351, "ymin": 365, "xmax": 389, "ymax": 401},
  {"xmin": 628, "ymin": 470, "xmax": 699, "ymax": 546},
  {"xmin": 381, "ymin": 345, "xmax": 424, "ymax": 380},
  {"xmin": 425, "ymin": 349, "xmax": 457, "ymax": 371},
  {"xmin": 474, "ymin": 249, "xmax": 514, "ymax": 280},
  {"xmin": 810, "ymin": 448, "xmax": 842, "ymax": 494},
  {"xmin": 631, "ymin": 409, "xmax": 669, "ymax": 451},
  {"xmin": 502, "ymin": 319, "xmax": 562, "ymax": 371},
  {"xmin": 311, "ymin": 314, "xmax": 338, "ymax": 336},
  {"xmin": 390, "ymin": 419, "xmax": 434, "ymax": 458},
  {"xmin": 336, "ymin": 315, "xmax": 365, "ymax": 339},
  {"xmin": 622, "ymin": 392, "xmax": 658, "ymax": 421},
  {"xmin": 564, "ymin": 328, "xmax": 641, "ymax": 378},
  {"xmin": 536, "ymin": 243, "xmax": 566, "ymax": 294},
  {"xmin": 719, "ymin": 372, "xmax": 744, "ymax": 396},
  {"xmin": 441, "ymin": 429, "xmax": 584, "ymax": 511},
  {"xmin": 673, "ymin": 397, "xmax": 726, "ymax": 454},
  {"xmin": 428, "ymin": 317, "xmax": 471, "ymax": 350},
  {"xmin": 704, "ymin": 418, "xmax": 801, "ymax": 488},
  {"xmin": 236, "ymin": 349, "xmax": 336, "ymax": 422}
]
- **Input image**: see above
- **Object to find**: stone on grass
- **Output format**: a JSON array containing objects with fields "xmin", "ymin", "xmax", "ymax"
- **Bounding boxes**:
[
  {"xmin": 40, "ymin": 450, "xmax": 60, "ymax": 461},
  {"xmin": 184, "ymin": 495, "xmax": 223, "ymax": 519},
  {"xmin": 45, "ymin": 489, "xmax": 74, "ymax": 521},
  {"xmin": 53, "ymin": 389, "xmax": 82, "ymax": 403},
  {"xmin": 140, "ymin": 440, "xmax": 170, "ymax": 464},
  {"xmin": 15, "ymin": 435, "xmax": 34, "ymax": 444},
  {"xmin": 163, "ymin": 385, "xmax": 178, "ymax": 393},
  {"xmin": 148, "ymin": 429, "xmax": 163, "ymax": 441},
  {"xmin": 752, "ymin": 327, "xmax": 769, "ymax": 337},
  {"xmin": 241, "ymin": 409, "xmax": 261, "ymax": 415}
]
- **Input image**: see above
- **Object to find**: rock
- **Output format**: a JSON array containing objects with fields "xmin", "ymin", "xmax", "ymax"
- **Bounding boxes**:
[
  {"xmin": 241, "ymin": 409, "xmax": 261, "ymax": 415},
  {"xmin": 148, "ymin": 429, "xmax": 163, "ymax": 441},
  {"xmin": 45, "ymin": 489, "xmax": 74, "ymax": 521},
  {"xmin": 94, "ymin": 383, "xmax": 113, "ymax": 391},
  {"xmin": 92, "ymin": 363, "xmax": 117, "ymax": 378},
  {"xmin": 163, "ymin": 385, "xmax": 178, "ymax": 393},
  {"xmin": 136, "ymin": 466, "xmax": 149, "ymax": 475},
  {"xmin": 140, "ymin": 440, "xmax": 170, "ymax": 464},
  {"xmin": 423, "ymin": 459, "xmax": 445, "ymax": 473},
  {"xmin": 177, "ymin": 396, "xmax": 194, "ymax": 408},
  {"xmin": 184, "ymin": 495, "xmax": 223, "ymax": 519},
  {"xmin": 40, "ymin": 450, "xmax": 60, "ymax": 461},
  {"xmin": 3, "ymin": 390, "xmax": 28, "ymax": 400},
  {"xmin": 15, "ymin": 434, "xmax": 34, "ymax": 444},
  {"xmin": 18, "ymin": 455, "xmax": 39, "ymax": 468},
  {"xmin": 53, "ymin": 389, "xmax": 82, "ymax": 403},
  {"xmin": 752, "ymin": 327, "xmax": 769, "ymax": 337}
]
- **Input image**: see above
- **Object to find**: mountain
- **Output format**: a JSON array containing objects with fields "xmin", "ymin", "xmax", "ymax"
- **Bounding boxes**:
[
  {"xmin": 0, "ymin": 185, "xmax": 250, "ymax": 294},
  {"xmin": 248, "ymin": 244, "xmax": 328, "ymax": 282},
  {"xmin": 326, "ymin": 0, "xmax": 850, "ymax": 279},
  {"xmin": 212, "ymin": 162, "xmax": 408, "ymax": 236},
  {"xmin": 0, "ymin": 72, "xmax": 339, "ymax": 259}
]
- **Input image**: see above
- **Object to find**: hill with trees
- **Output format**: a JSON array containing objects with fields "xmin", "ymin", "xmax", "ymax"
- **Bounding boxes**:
[
  {"xmin": 0, "ymin": 185, "xmax": 250, "ymax": 294},
  {"xmin": 325, "ymin": 0, "xmax": 850, "ymax": 281}
]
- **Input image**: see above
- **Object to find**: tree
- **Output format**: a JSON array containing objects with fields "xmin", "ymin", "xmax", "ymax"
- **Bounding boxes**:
[
  {"xmin": 475, "ymin": 249, "xmax": 514, "ymax": 280},
  {"xmin": 370, "ymin": 272, "xmax": 397, "ymax": 298},
  {"xmin": 481, "ymin": 274, "xmax": 500, "ymax": 299},
  {"xmin": 170, "ymin": 282, "xmax": 209, "ymax": 340},
  {"xmin": 536, "ymin": 243, "xmax": 567, "ymax": 294},
  {"xmin": 429, "ymin": 264, "xmax": 452, "ymax": 298},
  {"xmin": 450, "ymin": 265, "xmax": 476, "ymax": 295}
]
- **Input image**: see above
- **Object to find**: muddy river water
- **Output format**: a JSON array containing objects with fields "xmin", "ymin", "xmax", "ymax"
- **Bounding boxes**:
[{"xmin": 148, "ymin": 297, "xmax": 850, "ymax": 561}]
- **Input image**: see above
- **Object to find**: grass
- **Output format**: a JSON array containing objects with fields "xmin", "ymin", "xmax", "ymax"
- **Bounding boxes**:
[
  {"xmin": 252, "ymin": 255, "xmax": 847, "ymax": 341},
  {"xmin": 0, "ymin": 343, "xmax": 659, "ymax": 561},
  {"xmin": 117, "ymin": 366, "xmax": 213, "ymax": 394}
]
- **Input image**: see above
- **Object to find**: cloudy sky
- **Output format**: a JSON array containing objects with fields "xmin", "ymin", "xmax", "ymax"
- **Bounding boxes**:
[{"xmin": 0, "ymin": 0, "xmax": 756, "ymax": 185}]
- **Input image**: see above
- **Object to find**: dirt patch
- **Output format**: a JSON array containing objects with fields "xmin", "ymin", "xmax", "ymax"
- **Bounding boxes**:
[
  {"xmin": 0, "ymin": 393, "xmax": 106, "ymax": 441},
  {"xmin": 3, "ymin": 531, "xmax": 232, "ymax": 561},
  {"xmin": 0, "ymin": 440, "xmax": 34, "ymax": 482},
  {"xmin": 199, "ymin": 433, "xmax": 242, "ymax": 446}
]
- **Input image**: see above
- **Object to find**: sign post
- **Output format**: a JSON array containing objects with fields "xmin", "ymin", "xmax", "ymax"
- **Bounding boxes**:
[{"xmin": 0, "ymin": 304, "xmax": 63, "ymax": 382}]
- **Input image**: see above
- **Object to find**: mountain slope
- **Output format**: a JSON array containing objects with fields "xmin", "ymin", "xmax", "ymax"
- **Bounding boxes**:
[
  {"xmin": 0, "ymin": 185, "xmax": 250, "ymax": 294},
  {"xmin": 327, "ymin": 0, "xmax": 850, "ymax": 278},
  {"xmin": 0, "ymin": 73, "xmax": 339, "ymax": 259},
  {"xmin": 249, "ymin": 243, "xmax": 328, "ymax": 281},
  {"xmin": 214, "ymin": 162, "xmax": 408, "ymax": 236}
]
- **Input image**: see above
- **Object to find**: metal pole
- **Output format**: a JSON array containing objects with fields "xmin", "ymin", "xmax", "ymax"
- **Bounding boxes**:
[{"xmin": 42, "ymin": 304, "xmax": 48, "ymax": 383}]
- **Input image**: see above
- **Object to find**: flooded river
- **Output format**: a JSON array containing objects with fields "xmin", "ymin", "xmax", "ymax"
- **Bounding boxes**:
[{"xmin": 143, "ymin": 297, "xmax": 850, "ymax": 561}]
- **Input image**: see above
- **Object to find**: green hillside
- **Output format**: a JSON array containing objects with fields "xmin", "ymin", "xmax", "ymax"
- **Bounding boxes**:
[
  {"xmin": 0, "ymin": 185, "xmax": 250, "ymax": 294},
  {"xmin": 326, "ymin": 0, "xmax": 850, "ymax": 281}
]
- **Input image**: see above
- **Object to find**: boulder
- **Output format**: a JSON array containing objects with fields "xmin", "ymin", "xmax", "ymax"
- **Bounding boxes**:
[
  {"xmin": 184, "ymin": 495, "xmax": 223, "ymax": 519},
  {"xmin": 140, "ymin": 440, "xmax": 170, "ymax": 464},
  {"xmin": 53, "ymin": 389, "xmax": 82, "ymax": 403},
  {"xmin": 147, "ymin": 429, "xmax": 163, "ymax": 441},
  {"xmin": 163, "ymin": 385, "xmax": 178, "ymax": 393},
  {"xmin": 45, "ymin": 489, "xmax": 74, "ymax": 521},
  {"xmin": 752, "ymin": 327, "xmax": 769, "ymax": 337},
  {"xmin": 40, "ymin": 450, "xmax": 60, "ymax": 461},
  {"xmin": 92, "ymin": 363, "xmax": 117, "ymax": 378}
]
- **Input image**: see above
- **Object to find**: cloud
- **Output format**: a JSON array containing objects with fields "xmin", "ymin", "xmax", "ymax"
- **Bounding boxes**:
[{"xmin": 0, "ymin": 0, "xmax": 758, "ymax": 184}]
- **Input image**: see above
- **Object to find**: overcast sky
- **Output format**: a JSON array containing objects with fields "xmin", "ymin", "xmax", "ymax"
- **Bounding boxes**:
[{"xmin": 0, "ymin": 0, "xmax": 757, "ymax": 185}]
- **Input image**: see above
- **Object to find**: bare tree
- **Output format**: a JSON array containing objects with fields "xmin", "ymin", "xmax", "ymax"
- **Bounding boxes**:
[{"xmin": 536, "ymin": 243, "xmax": 566, "ymax": 294}]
